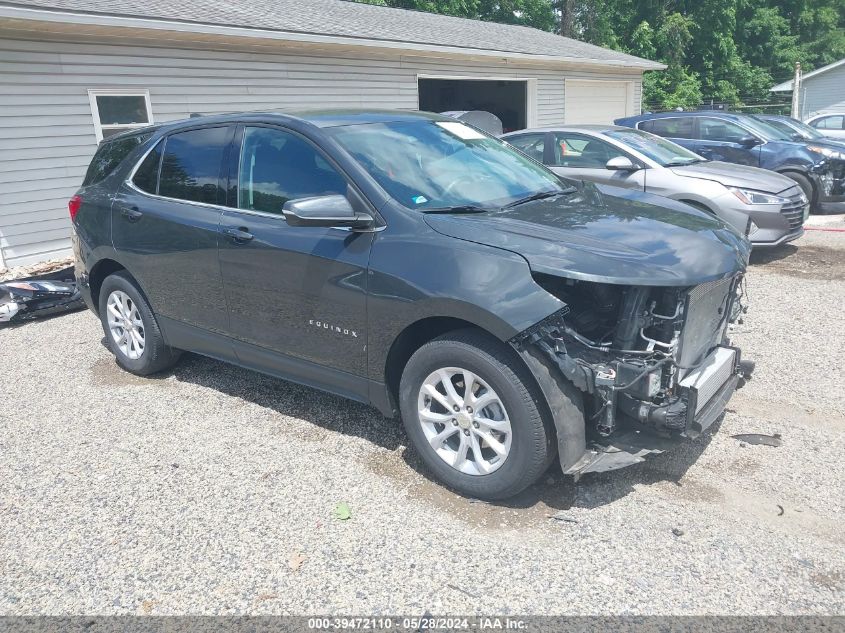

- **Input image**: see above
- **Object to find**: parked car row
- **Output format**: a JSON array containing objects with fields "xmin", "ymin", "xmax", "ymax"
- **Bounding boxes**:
[{"xmin": 615, "ymin": 110, "xmax": 845, "ymax": 215}]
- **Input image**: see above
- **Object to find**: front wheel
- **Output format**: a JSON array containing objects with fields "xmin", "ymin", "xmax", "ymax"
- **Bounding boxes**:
[{"xmin": 399, "ymin": 329, "xmax": 555, "ymax": 500}]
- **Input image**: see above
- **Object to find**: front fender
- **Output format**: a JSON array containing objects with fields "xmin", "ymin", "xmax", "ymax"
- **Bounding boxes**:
[{"xmin": 365, "ymin": 230, "xmax": 564, "ymax": 382}]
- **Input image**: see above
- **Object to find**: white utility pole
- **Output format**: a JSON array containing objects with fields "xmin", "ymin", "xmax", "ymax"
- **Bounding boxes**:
[{"xmin": 791, "ymin": 62, "xmax": 802, "ymax": 119}]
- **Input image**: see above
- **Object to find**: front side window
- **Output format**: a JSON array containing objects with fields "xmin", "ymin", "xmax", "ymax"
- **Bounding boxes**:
[
  {"xmin": 813, "ymin": 115, "xmax": 844, "ymax": 130},
  {"xmin": 647, "ymin": 117, "xmax": 695, "ymax": 139},
  {"xmin": 88, "ymin": 90, "xmax": 153, "ymax": 142},
  {"xmin": 551, "ymin": 133, "xmax": 619, "ymax": 168},
  {"xmin": 237, "ymin": 127, "xmax": 347, "ymax": 214},
  {"xmin": 699, "ymin": 118, "xmax": 752, "ymax": 143},
  {"xmin": 506, "ymin": 134, "xmax": 545, "ymax": 162},
  {"xmin": 82, "ymin": 133, "xmax": 150, "ymax": 186},
  {"xmin": 159, "ymin": 127, "xmax": 229, "ymax": 205},
  {"xmin": 330, "ymin": 120, "xmax": 565, "ymax": 210}
]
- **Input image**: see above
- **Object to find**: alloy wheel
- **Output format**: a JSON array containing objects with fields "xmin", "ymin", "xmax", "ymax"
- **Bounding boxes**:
[
  {"xmin": 417, "ymin": 367, "xmax": 512, "ymax": 476},
  {"xmin": 106, "ymin": 290, "xmax": 145, "ymax": 360}
]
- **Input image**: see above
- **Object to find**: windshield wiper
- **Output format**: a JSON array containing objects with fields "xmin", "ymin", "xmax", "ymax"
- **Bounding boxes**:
[
  {"xmin": 421, "ymin": 205, "xmax": 491, "ymax": 214},
  {"xmin": 505, "ymin": 187, "xmax": 577, "ymax": 208}
]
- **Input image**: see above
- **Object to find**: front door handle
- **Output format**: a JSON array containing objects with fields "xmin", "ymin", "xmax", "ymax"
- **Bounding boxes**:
[
  {"xmin": 223, "ymin": 227, "xmax": 254, "ymax": 244},
  {"xmin": 119, "ymin": 206, "xmax": 143, "ymax": 222}
]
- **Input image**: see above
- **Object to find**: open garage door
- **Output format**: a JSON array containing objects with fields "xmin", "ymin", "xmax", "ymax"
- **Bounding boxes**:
[
  {"xmin": 418, "ymin": 78, "xmax": 527, "ymax": 133},
  {"xmin": 565, "ymin": 80, "xmax": 633, "ymax": 125}
]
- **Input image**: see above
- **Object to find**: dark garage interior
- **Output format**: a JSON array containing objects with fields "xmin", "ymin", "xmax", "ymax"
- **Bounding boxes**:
[{"xmin": 418, "ymin": 78, "xmax": 527, "ymax": 132}]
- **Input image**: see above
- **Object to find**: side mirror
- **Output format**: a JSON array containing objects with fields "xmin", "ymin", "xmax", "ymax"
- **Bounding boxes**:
[
  {"xmin": 606, "ymin": 156, "xmax": 639, "ymax": 171},
  {"xmin": 283, "ymin": 195, "xmax": 374, "ymax": 230},
  {"xmin": 738, "ymin": 136, "xmax": 762, "ymax": 148}
]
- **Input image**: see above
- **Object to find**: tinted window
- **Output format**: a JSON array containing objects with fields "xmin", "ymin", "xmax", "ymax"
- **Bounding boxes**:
[
  {"xmin": 647, "ymin": 117, "xmax": 695, "ymax": 139},
  {"xmin": 699, "ymin": 118, "xmax": 751, "ymax": 142},
  {"xmin": 132, "ymin": 140, "xmax": 163, "ymax": 194},
  {"xmin": 813, "ymin": 115, "xmax": 844, "ymax": 130},
  {"xmin": 82, "ymin": 134, "xmax": 150, "ymax": 186},
  {"xmin": 238, "ymin": 127, "xmax": 347, "ymax": 214},
  {"xmin": 551, "ymin": 133, "xmax": 619, "ymax": 168},
  {"xmin": 159, "ymin": 127, "xmax": 229, "ymax": 204},
  {"xmin": 506, "ymin": 134, "xmax": 545, "ymax": 162}
]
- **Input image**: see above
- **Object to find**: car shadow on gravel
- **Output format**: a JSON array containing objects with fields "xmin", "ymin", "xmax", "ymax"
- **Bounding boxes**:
[
  {"xmin": 125, "ymin": 346, "xmax": 723, "ymax": 515},
  {"xmin": 749, "ymin": 244, "xmax": 798, "ymax": 265}
]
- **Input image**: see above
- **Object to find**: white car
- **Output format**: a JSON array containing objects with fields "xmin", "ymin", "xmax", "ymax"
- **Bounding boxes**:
[{"xmin": 805, "ymin": 113, "xmax": 845, "ymax": 139}]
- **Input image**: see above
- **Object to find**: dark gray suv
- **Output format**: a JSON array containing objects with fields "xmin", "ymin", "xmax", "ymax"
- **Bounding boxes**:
[{"xmin": 72, "ymin": 110, "xmax": 752, "ymax": 499}]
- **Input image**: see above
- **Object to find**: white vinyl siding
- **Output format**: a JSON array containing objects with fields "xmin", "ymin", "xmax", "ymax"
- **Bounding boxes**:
[
  {"xmin": 0, "ymin": 33, "xmax": 643, "ymax": 268},
  {"xmin": 801, "ymin": 63, "xmax": 845, "ymax": 120}
]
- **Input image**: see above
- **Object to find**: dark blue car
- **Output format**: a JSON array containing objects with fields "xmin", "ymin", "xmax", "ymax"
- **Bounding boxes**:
[{"xmin": 615, "ymin": 111, "xmax": 845, "ymax": 213}]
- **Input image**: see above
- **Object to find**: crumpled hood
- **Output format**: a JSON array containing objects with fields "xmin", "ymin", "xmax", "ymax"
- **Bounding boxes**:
[
  {"xmin": 670, "ymin": 161, "xmax": 797, "ymax": 194},
  {"xmin": 424, "ymin": 183, "xmax": 750, "ymax": 286}
]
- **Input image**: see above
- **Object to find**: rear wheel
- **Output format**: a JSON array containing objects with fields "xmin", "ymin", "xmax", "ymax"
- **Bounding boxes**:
[
  {"xmin": 98, "ymin": 271, "xmax": 180, "ymax": 375},
  {"xmin": 399, "ymin": 329, "xmax": 554, "ymax": 500}
]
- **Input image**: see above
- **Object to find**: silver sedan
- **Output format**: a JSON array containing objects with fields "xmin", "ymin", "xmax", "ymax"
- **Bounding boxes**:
[{"xmin": 501, "ymin": 125, "xmax": 809, "ymax": 247}]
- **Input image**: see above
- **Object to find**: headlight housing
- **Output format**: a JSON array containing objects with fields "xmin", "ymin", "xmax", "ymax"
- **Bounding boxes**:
[
  {"xmin": 807, "ymin": 145, "xmax": 845, "ymax": 160},
  {"xmin": 728, "ymin": 187, "xmax": 790, "ymax": 205}
]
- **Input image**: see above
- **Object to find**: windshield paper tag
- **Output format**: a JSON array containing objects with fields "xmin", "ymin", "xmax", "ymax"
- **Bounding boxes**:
[
  {"xmin": 436, "ymin": 121, "xmax": 486, "ymax": 140},
  {"xmin": 412, "ymin": 195, "xmax": 428, "ymax": 205}
]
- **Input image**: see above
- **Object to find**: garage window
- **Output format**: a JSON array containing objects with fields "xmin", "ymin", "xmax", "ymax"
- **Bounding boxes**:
[{"xmin": 88, "ymin": 90, "xmax": 153, "ymax": 142}]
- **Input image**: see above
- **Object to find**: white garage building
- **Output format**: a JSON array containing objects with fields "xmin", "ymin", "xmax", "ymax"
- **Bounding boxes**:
[{"xmin": 0, "ymin": 0, "xmax": 662, "ymax": 269}]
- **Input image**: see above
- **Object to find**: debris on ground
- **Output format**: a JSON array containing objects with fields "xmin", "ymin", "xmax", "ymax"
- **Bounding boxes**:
[
  {"xmin": 0, "ymin": 257, "xmax": 74, "ymax": 282},
  {"xmin": 334, "ymin": 502, "xmax": 351, "ymax": 521},
  {"xmin": 0, "ymin": 266, "xmax": 84, "ymax": 325},
  {"xmin": 288, "ymin": 552, "xmax": 306, "ymax": 571},
  {"xmin": 672, "ymin": 528, "xmax": 685, "ymax": 537},
  {"xmin": 549, "ymin": 512, "xmax": 579, "ymax": 524},
  {"xmin": 731, "ymin": 433, "xmax": 783, "ymax": 447}
]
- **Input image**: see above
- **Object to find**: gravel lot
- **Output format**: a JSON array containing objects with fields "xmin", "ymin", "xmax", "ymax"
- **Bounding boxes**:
[{"xmin": 1, "ymin": 230, "xmax": 843, "ymax": 616}]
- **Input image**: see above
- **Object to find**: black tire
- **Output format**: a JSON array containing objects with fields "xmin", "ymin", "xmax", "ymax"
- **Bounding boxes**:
[
  {"xmin": 782, "ymin": 171, "xmax": 816, "ymax": 209},
  {"xmin": 98, "ymin": 271, "xmax": 181, "ymax": 375},
  {"xmin": 398, "ymin": 329, "xmax": 555, "ymax": 500}
]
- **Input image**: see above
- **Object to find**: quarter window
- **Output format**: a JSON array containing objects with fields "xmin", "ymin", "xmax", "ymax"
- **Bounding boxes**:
[
  {"xmin": 237, "ymin": 126, "xmax": 347, "ymax": 215},
  {"xmin": 506, "ymin": 134, "xmax": 545, "ymax": 162},
  {"xmin": 159, "ymin": 127, "xmax": 229, "ymax": 205},
  {"xmin": 551, "ymin": 133, "xmax": 619, "ymax": 168},
  {"xmin": 646, "ymin": 117, "xmax": 695, "ymax": 139},
  {"xmin": 82, "ymin": 133, "xmax": 150, "ymax": 186},
  {"xmin": 813, "ymin": 115, "xmax": 844, "ymax": 130},
  {"xmin": 88, "ymin": 90, "xmax": 153, "ymax": 142},
  {"xmin": 132, "ymin": 140, "xmax": 163, "ymax": 194}
]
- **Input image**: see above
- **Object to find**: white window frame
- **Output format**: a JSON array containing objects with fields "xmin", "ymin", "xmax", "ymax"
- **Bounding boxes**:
[{"xmin": 88, "ymin": 89, "xmax": 153, "ymax": 142}]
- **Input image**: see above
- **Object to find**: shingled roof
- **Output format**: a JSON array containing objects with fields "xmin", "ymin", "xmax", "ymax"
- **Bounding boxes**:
[{"xmin": 0, "ymin": 0, "xmax": 664, "ymax": 69}]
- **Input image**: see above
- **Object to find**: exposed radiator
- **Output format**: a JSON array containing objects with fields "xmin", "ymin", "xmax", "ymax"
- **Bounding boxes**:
[{"xmin": 678, "ymin": 277, "xmax": 735, "ymax": 369}]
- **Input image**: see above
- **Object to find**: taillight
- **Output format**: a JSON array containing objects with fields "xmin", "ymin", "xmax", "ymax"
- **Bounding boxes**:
[{"xmin": 68, "ymin": 195, "xmax": 82, "ymax": 221}]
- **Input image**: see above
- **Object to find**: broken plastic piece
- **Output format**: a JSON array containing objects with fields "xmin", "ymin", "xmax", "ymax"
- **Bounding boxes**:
[
  {"xmin": 731, "ymin": 433, "xmax": 782, "ymax": 447},
  {"xmin": 0, "ymin": 266, "xmax": 84, "ymax": 324}
]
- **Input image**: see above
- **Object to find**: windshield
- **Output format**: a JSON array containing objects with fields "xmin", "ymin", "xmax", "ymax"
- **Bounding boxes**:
[
  {"xmin": 604, "ymin": 128, "xmax": 704, "ymax": 166},
  {"xmin": 764, "ymin": 117, "xmax": 824, "ymax": 140},
  {"xmin": 329, "ymin": 120, "xmax": 567, "ymax": 210},
  {"xmin": 739, "ymin": 116, "xmax": 794, "ymax": 141}
]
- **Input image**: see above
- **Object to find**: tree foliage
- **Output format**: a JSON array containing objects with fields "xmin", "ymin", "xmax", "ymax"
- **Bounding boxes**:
[{"xmin": 359, "ymin": 0, "xmax": 845, "ymax": 110}]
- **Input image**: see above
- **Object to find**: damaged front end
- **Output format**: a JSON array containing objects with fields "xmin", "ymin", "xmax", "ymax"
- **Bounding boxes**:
[{"xmin": 511, "ymin": 274, "xmax": 753, "ymax": 477}]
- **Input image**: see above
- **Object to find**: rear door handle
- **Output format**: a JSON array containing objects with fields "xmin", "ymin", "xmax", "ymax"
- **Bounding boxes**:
[
  {"xmin": 119, "ymin": 206, "xmax": 143, "ymax": 222},
  {"xmin": 223, "ymin": 227, "xmax": 254, "ymax": 244}
]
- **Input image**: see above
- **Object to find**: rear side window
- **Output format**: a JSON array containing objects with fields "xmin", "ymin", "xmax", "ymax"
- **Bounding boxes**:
[
  {"xmin": 82, "ymin": 134, "xmax": 150, "ymax": 186},
  {"xmin": 159, "ymin": 126, "xmax": 229, "ymax": 205},
  {"xmin": 647, "ymin": 117, "xmax": 694, "ymax": 139},
  {"xmin": 132, "ymin": 140, "xmax": 163, "ymax": 194},
  {"xmin": 813, "ymin": 115, "xmax": 844, "ymax": 130}
]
